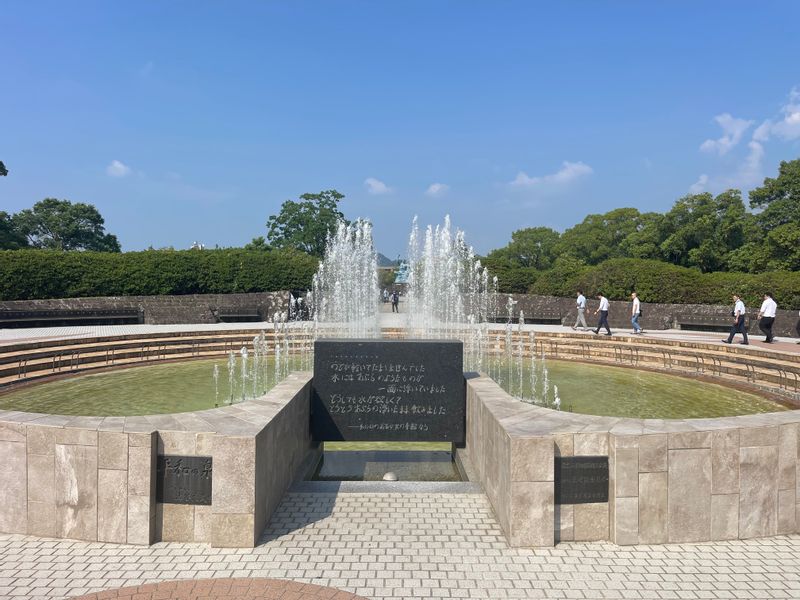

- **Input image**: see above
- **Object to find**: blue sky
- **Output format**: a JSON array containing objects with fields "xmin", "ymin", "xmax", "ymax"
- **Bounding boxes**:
[{"xmin": 2, "ymin": 2, "xmax": 799, "ymax": 258}]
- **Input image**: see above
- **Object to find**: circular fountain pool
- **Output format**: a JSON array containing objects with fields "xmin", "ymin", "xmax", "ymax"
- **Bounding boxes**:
[
  {"xmin": 514, "ymin": 360, "xmax": 788, "ymax": 419},
  {"xmin": 0, "ymin": 356, "xmax": 788, "ymax": 418},
  {"xmin": 0, "ymin": 357, "xmax": 298, "ymax": 416}
]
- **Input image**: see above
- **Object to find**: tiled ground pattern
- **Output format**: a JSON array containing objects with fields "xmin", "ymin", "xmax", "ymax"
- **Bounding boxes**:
[{"xmin": 1, "ymin": 492, "xmax": 799, "ymax": 600}]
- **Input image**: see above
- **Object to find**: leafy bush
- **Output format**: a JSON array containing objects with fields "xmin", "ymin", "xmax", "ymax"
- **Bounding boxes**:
[
  {"xmin": 523, "ymin": 258, "xmax": 800, "ymax": 309},
  {"xmin": 0, "ymin": 249, "xmax": 319, "ymax": 300}
]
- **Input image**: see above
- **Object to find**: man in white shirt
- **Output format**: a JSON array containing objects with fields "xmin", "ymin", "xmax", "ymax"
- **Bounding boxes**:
[
  {"xmin": 631, "ymin": 291, "xmax": 643, "ymax": 334},
  {"xmin": 722, "ymin": 294, "xmax": 748, "ymax": 345},
  {"xmin": 572, "ymin": 290, "xmax": 589, "ymax": 331},
  {"xmin": 593, "ymin": 293, "xmax": 612, "ymax": 336},
  {"xmin": 757, "ymin": 292, "xmax": 778, "ymax": 343}
]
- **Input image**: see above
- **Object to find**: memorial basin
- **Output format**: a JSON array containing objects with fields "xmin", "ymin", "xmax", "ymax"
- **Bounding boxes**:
[{"xmin": 0, "ymin": 355, "xmax": 788, "ymax": 418}]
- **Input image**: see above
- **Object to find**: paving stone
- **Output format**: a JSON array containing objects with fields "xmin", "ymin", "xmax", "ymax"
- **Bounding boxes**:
[{"xmin": 0, "ymin": 491, "xmax": 797, "ymax": 599}]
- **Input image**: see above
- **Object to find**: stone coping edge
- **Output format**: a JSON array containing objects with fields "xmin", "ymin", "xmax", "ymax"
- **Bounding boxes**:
[
  {"xmin": 0, "ymin": 371, "xmax": 314, "ymax": 438},
  {"xmin": 468, "ymin": 374, "xmax": 800, "ymax": 437}
]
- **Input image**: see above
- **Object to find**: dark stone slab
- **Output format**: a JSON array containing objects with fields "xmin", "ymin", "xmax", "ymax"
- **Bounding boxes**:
[
  {"xmin": 312, "ymin": 339, "xmax": 465, "ymax": 443},
  {"xmin": 156, "ymin": 455, "xmax": 212, "ymax": 505},
  {"xmin": 554, "ymin": 456, "xmax": 609, "ymax": 504}
]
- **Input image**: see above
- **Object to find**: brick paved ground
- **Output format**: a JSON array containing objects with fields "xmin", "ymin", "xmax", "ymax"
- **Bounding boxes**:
[
  {"xmin": 68, "ymin": 577, "xmax": 366, "ymax": 599},
  {"xmin": 1, "ymin": 491, "xmax": 799, "ymax": 600}
]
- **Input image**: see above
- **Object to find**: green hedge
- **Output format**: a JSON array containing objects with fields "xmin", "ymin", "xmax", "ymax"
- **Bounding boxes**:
[
  {"xmin": 4, "ymin": 250, "xmax": 797, "ymax": 309},
  {"xmin": 0, "ymin": 249, "xmax": 319, "ymax": 300},
  {"xmin": 528, "ymin": 258, "xmax": 800, "ymax": 309}
]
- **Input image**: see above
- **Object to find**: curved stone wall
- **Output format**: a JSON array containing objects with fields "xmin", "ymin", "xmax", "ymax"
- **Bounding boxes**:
[
  {"xmin": 0, "ymin": 372, "xmax": 313, "ymax": 547},
  {"xmin": 461, "ymin": 374, "xmax": 800, "ymax": 546},
  {"xmin": 1, "ymin": 328, "xmax": 799, "ymax": 548}
]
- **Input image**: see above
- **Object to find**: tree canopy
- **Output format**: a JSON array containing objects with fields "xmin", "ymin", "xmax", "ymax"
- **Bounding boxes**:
[
  {"xmin": 486, "ymin": 226, "xmax": 560, "ymax": 270},
  {"xmin": 0, "ymin": 211, "xmax": 29, "ymax": 250},
  {"xmin": 266, "ymin": 190, "xmax": 348, "ymax": 257},
  {"xmin": 484, "ymin": 156, "xmax": 800, "ymax": 292},
  {"xmin": 11, "ymin": 198, "xmax": 121, "ymax": 252},
  {"xmin": 749, "ymin": 158, "xmax": 800, "ymax": 232},
  {"xmin": 557, "ymin": 208, "xmax": 651, "ymax": 265},
  {"xmin": 0, "ymin": 161, "xmax": 7, "ymax": 176}
]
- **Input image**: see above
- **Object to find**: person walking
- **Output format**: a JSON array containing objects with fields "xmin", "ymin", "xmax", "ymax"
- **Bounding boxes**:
[
  {"xmin": 593, "ymin": 293, "xmax": 612, "ymax": 336},
  {"xmin": 722, "ymin": 294, "xmax": 748, "ymax": 345},
  {"xmin": 391, "ymin": 290, "xmax": 400, "ymax": 313},
  {"xmin": 631, "ymin": 291, "xmax": 643, "ymax": 334},
  {"xmin": 572, "ymin": 290, "xmax": 589, "ymax": 331},
  {"xmin": 757, "ymin": 292, "xmax": 778, "ymax": 343}
]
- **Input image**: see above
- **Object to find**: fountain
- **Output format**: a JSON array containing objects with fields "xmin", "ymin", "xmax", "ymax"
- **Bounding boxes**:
[
  {"xmin": 0, "ymin": 214, "xmax": 790, "ymax": 420},
  {"xmin": 1, "ymin": 214, "xmax": 798, "ymax": 552},
  {"xmin": 311, "ymin": 219, "xmax": 380, "ymax": 339},
  {"xmin": 404, "ymin": 215, "xmax": 493, "ymax": 372}
]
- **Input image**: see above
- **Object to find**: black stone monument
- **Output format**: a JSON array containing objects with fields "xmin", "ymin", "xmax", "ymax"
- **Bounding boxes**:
[{"xmin": 312, "ymin": 339, "xmax": 465, "ymax": 443}]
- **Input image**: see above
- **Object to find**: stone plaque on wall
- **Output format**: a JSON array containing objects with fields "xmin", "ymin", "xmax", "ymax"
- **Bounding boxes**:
[
  {"xmin": 312, "ymin": 339, "xmax": 465, "ymax": 443},
  {"xmin": 555, "ymin": 456, "xmax": 609, "ymax": 504},
  {"xmin": 156, "ymin": 455, "xmax": 212, "ymax": 505}
]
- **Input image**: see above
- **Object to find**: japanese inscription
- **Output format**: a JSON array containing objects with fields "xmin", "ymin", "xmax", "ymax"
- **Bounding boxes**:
[
  {"xmin": 312, "ymin": 339, "xmax": 465, "ymax": 443},
  {"xmin": 156, "ymin": 455, "xmax": 213, "ymax": 505},
  {"xmin": 554, "ymin": 456, "xmax": 609, "ymax": 504}
]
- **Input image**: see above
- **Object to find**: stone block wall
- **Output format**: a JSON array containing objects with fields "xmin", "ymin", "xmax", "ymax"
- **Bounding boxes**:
[
  {"xmin": 0, "ymin": 292, "xmax": 289, "ymax": 325},
  {"xmin": 607, "ymin": 424, "xmax": 798, "ymax": 544},
  {"xmin": 463, "ymin": 374, "xmax": 800, "ymax": 547},
  {"xmin": 0, "ymin": 372, "xmax": 313, "ymax": 547},
  {"xmin": 0, "ymin": 419, "xmax": 157, "ymax": 544},
  {"xmin": 508, "ymin": 294, "xmax": 800, "ymax": 337}
]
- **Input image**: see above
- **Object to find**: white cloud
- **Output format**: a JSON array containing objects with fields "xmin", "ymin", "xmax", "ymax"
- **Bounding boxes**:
[
  {"xmin": 771, "ymin": 87, "xmax": 800, "ymax": 141},
  {"xmin": 733, "ymin": 140, "xmax": 765, "ymax": 188},
  {"xmin": 106, "ymin": 160, "xmax": 132, "ymax": 177},
  {"xmin": 689, "ymin": 174, "xmax": 708, "ymax": 194},
  {"xmin": 510, "ymin": 161, "xmax": 593, "ymax": 187},
  {"xmin": 689, "ymin": 141, "xmax": 764, "ymax": 194},
  {"xmin": 745, "ymin": 87, "xmax": 800, "ymax": 143},
  {"xmin": 364, "ymin": 177, "xmax": 392, "ymax": 195},
  {"xmin": 699, "ymin": 113, "xmax": 753, "ymax": 155},
  {"xmin": 425, "ymin": 183, "xmax": 449, "ymax": 197},
  {"xmin": 753, "ymin": 120, "xmax": 772, "ymax": 142}
]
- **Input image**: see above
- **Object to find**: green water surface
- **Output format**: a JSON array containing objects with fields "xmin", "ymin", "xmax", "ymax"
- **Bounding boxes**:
[
  {"xmin": 0, "ymin": 356, "xmax": 789, "ymax": 419},
  {"xmin": 0, "ymin": 357, "xmax": 293, "ymax": 416},
  {"xmin": 504, "ymin": 360, "xmax": 788, "ymax": 419}
]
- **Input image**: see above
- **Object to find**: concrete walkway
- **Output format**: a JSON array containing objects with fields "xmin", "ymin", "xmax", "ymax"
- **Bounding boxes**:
[
  {"xmin": 1, "ymin": 491, "xmax": 799, "ymax": 600},
  {"xmin": 2, "ymin": 317, "xmax": 799, "ymax": 355}
]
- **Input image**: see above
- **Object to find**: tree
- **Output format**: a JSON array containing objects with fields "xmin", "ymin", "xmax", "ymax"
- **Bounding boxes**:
[
  {"xmin": 617, "ymin": 212, "xmax": 667, "ymax": 260},
  {"xmin": 244, "ymin": 236, "xmax": 271, "ymax": 251},
  {"xmin": 486, "ymin": 227, "xmax": 561, "ymax": 270},
  {"xmin": 0, "ymin": 161, "xmax": 7, "ymax": 176},
  {"xmin": 378, "ymin": 268, "xmax": 397, "ymax": 289},
  {"xmin": 659, "ymin": 190, "xmax": 752, "ymax": 272},
  {"xmin": 749, "ymin": 158, "xmax": 800, "ymax": 232},
  {"xmin": 557, "ymin": 208, "xmax": 646, "ymax": 265},
  {"xmin": 762, "ymin": 222, "xmax": 800, "ymax": 271},
  {"xmin": 12, "ymin": 198, "xmax": 121, "ymax": 251},
  {"xmin": 0, "ymin": 211, "xmax": 28, "ymax": 249},
  {"xmin": 266, "ymin": 190, "xmax": 348, "ymax": 257}
]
